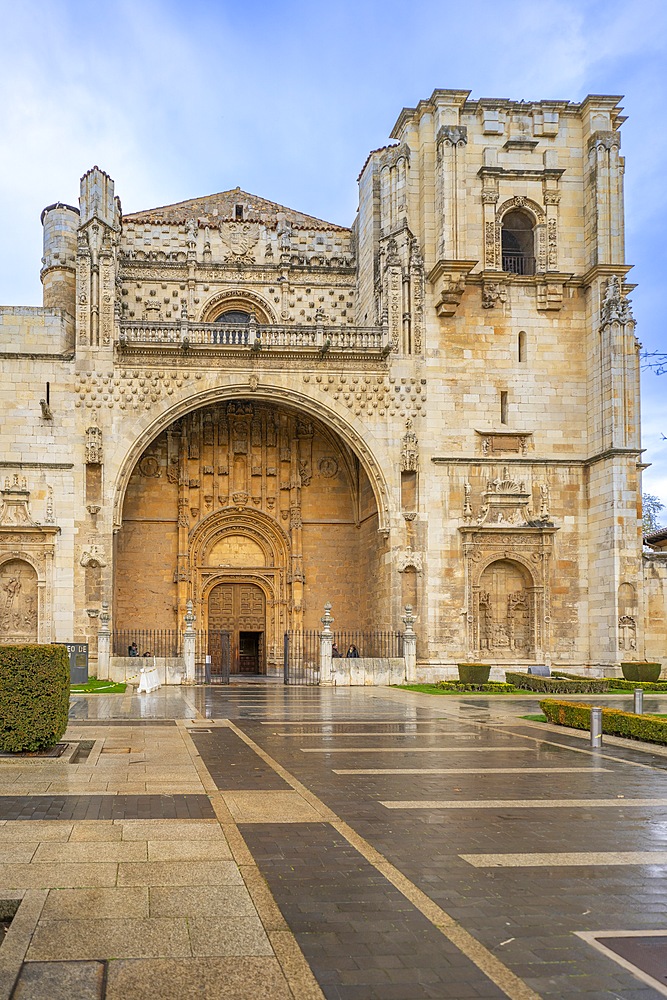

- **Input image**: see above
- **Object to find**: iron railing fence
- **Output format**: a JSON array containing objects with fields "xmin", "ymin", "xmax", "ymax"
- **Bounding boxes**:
[
  {"xmin": 284, "ymin": 628, "xmax": 405, "ymax": 685},
  {"xmin": 502, "ymin": 254, "xmax": 536, "ymax": 275},
  {"xmin": 112, "ymin": 629, "xmax": 181, "ymax": 658},
  {"xmin": 194, "ymin": 630, "xmax": 231, "ymax": 684},
  {"xmin": 331, "ymin": 630, "xmax": 404, "ymax": 659},
  {"xmin": 284, "ymin": 630, "xmax": 320, "ymax": 685}
]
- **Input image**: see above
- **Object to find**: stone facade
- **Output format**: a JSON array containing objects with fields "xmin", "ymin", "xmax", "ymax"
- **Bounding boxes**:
[{"xmin": 1, "ymin": 89, "xmax": 664, "ymax": 677}]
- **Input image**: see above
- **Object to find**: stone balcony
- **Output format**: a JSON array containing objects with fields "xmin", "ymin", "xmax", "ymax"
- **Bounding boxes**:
[{"xmin": 118, "ymin": 320, "xmax": 390, "ymax": 358}]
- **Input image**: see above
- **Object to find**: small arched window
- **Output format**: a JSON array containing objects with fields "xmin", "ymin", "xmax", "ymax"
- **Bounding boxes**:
[
  {"xmin": 518, "ymin": 330, "xmax": 527, "ymax": 363},
  {"xmin": 214, "ymin": 310, "xmax": 251, "ymax": 324},
  {"xmin": 212, "ymin": 309, "xmax": 252, "ymax": 345},
  {"xmin": 501, "ymin": 210, "xmax": 535, "ymax": 275}
]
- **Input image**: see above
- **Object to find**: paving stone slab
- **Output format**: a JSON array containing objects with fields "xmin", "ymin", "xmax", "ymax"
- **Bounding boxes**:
[
  {"xmin": 105, "ymin": 956, "xmax": 294, "ymax": 999},
  {"xmin": 12, "ymin": 960, "xmax": 105, "ymax": 1000},
  {"xmin": 0, "ymin": 795, "xmax": 215, "ymax": 821}
]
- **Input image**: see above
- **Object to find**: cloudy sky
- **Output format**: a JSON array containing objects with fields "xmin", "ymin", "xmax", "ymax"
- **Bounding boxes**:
[{"xmin": 1, "ymin": 0, "xmax": 665, "ymax": 507}]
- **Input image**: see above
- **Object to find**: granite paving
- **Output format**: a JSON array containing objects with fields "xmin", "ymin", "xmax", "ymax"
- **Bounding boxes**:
[{"xmin": 1, "ymin": 684, "xmax": 667, "ymax": 998}]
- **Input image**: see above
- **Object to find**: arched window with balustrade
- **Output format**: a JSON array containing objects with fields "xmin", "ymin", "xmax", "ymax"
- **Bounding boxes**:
[{"xmin": 501, "ymin": 209, "xmax": 535, "ymax": 275}]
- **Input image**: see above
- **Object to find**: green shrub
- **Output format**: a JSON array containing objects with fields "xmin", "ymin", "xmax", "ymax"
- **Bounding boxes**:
[
  {"xmin": 436, "ymin": 680, "xmax": 516, "ymax": 693},
  {"xmin": 0, "ymin": 645, "xmax": 70, "ymax": 752},
  {"xmin": 608, "ymin": 678, "xmax": 667, "ymax": 692},
  {"xmin": 506, "ymin": 672, "xmax": 609, "ymax": 694},
  {"xmin": 540, "ymin": 699, "xmax": 667, "ymax": 745},
  {"xmin": 457, "ymin": 663, "xmax": 491, "ymax": 684},
  {"xmin": 621, "ymin": 662, "xmax": 662, "ymax": 682}
]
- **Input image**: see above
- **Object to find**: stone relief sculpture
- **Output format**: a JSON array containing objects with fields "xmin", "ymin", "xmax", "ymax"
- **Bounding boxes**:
[
  {"xmin": 85, "ymin": 426, "xmax": 103, "ymax": 465},
  {"xmin": 618, "ymin": 615, "xmax": 637, "ymax": 651},
  {"xmin": 0, "ymin": 477, "xmax": 35, "ymax": 527},
  {"xmin": 400, "ymin": 419, "xmax": 418, "ymax": 472},
  {"xmin": 600, "ymin": 274, "xmax": 633, "ymax": 326},
  {"xmin": 477, "ymin": 561, "xmax": 532, "ymax": 656},
  {"xmin": 0, "ymin": 560, "xmax": 38, "ymax": 641}
]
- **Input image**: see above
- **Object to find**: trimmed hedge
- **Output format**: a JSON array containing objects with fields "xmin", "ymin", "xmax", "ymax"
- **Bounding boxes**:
[
  {"xmin": 0, "ymin": 645, "xmax": 70, "ymax": 752},
  {"xmin": 621, "ymin": 662, "xmax": 662, "ymax": 682},
  {"xmin": 457, "ymin": 663, "xmax": 491, "ymax": 684},
  {"xmin": 436, "ymin": 681, "xmax": 516, "ymax": 693},
  {"xmin": 608, "ymin": 678, "xmax": 667, "ymax": 692},
  {"xmin": 506, "ymin": 672, "xmax": 609, "ymax": 694},
  {"xmin": 540, "ymin": 698, "xmax": 667, "ymax": 746},
  {"xmin": 552, "ymin": 671, "xmax": 667, "ymax": 692}
]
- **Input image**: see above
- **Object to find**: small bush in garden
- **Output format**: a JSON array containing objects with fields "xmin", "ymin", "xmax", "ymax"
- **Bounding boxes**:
[
  {"xmin": 0, "ymin": 645, "xmax": 70, "ymax": 752},
  {"xmin": 457, "ymin": 663, "xmax": 491, "ymax": 684},
  {"xmin": 540, "ymin": 698, "xmax": 667, "ymax": 746},
  {"xmin": 621, "ymin": 662, "xmax": 662, "ymax": 683},
  {"xmin": 435, "ymin": 680, "xmax": 516, "ymax": 693},
  {"xmin": 506, "ymin": 672, "xmax": 609, "ymax": 694}
]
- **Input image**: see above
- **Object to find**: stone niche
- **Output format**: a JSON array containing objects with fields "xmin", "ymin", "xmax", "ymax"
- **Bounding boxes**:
[
  {"xmin": 0, "ymin": 477, "xmax": 60, "ymax": 644},
  {"xmin": 460, "ymin": 534, "xmax": 556, "ymax": 662},
  {"xmin": 459, "ymin": 470, "xmax": 557, "ymax": 662},
  {"xmin": 477, "ymin": 559, "xmax": 533, "ymax": 656}
]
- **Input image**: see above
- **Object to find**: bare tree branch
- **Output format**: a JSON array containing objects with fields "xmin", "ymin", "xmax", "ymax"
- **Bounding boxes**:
[{"xmin": 642, "ymin": 350, "xmax": 667, "ymax": 375}]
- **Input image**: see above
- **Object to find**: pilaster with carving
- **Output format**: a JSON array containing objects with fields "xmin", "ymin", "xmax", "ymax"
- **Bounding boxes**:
[
  {"xmin": 436, "ymin": 125, "xmax": 468, "ymax": 260},
  {"xmin": 587, "ymin": 131, "xmax": 624, "ymax": 267},
  {"xmin": 598, "ymin": 274, "xmax": 638, "ymax": 450}
]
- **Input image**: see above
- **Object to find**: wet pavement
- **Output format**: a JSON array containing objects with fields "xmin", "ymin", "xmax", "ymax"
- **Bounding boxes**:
[{"xmin": 1, "ymin": 685, "xmax": 667, "ymax": 998}]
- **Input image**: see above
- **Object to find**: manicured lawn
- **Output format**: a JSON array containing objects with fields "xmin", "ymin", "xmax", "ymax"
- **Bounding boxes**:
[
  {"xmin": 71, "ymin": 678, "xmax": 127, "ymax": 694},
  {"xmin": 521, "ymin": 714, "xmax": 547, "ymax": 722}
]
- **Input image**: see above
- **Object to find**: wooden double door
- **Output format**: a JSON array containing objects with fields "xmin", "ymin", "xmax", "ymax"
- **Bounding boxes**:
[{"xmin": 208, "ymin": 583, "xmax": 266, "ymax": 674}]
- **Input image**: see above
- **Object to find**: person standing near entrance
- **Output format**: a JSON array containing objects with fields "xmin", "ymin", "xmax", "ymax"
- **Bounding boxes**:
[
  {"xmin": 332, "ymin": 642, "xmax": 341, "ymax": 658},
  {"xmin": 346, "ymin": 644, "xmax": 359, "ymax": 658}
]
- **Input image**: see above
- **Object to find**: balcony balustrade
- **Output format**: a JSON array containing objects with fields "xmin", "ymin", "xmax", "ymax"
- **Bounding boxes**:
[{"xmin": 118, "ymin": 320, "xmax": 389, "ymax": 355}]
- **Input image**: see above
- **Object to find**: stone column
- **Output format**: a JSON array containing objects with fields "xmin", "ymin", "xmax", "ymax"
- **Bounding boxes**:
[
  {"xmin": 402, "ymin": 604, "xmax": 417, "ymax": 683},
  {"xmin": 319, "ymin": 602, "xmax": 334, "ymax": 685},
  {"xmin": 183, "ymin": 600, "xmax": 196, "ymax": 684},
  {"xmin": 97, "ymin": 602, "xmax": 110, "ymax": 680}
]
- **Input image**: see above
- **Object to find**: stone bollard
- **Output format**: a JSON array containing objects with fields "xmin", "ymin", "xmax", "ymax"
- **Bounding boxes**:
[
  {"xmin": 402, "ymin": 605, "xmax": 417, "ymax": 683},
  {"xmin": 320, "ymin": 602, "xmax": 334, "ymax": 685},
  {"xmin": 634, "ymin": 688, "xmax": 644, "ymax": 715},
  {"xmin": 183, "ymin": 600, "xmax": 196, "ymax": 684},
  {"xmin": 97, "ymin": 602, "xmax": 111, "ymax": 680}
]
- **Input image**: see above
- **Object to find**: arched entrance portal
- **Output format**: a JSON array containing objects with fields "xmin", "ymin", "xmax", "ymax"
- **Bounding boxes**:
[
  {"xmin": 114, "ymin": 398, "xmax": 387, "ymax": 674},
  {"xmin": 209, "ymin": 582, "xmax": 265, "ymax": 674}
]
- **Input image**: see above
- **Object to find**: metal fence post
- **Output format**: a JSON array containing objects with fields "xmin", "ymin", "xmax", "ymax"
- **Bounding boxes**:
[
  {"xmin": 634, "ymin": 688, "xmax": 644, "ymax": 715},
  {"xmin": 590, "ymin": 706, "xmax": 603, "ymax": 748},
  {"xmin": 283, "ymin": 632, "xmax": 289, "ymax": 685},
  {"xmin": 183, "ymin": 601, "xmax": 196, "ymax": 684}
]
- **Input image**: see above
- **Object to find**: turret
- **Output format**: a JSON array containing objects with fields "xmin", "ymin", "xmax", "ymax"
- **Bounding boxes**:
[{"xmin": 40, "ymin": 202, "xmax": 79, "ymax": 314}]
